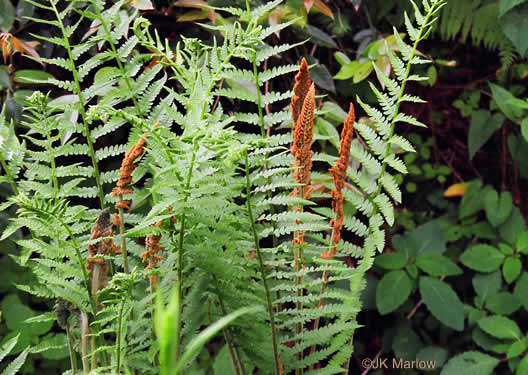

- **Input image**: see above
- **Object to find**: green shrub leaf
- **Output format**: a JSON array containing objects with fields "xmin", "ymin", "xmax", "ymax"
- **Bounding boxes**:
[
  {"xmin": 503, "ymin": 257, "xmax": 522, "ymax": 283},
  {"xmin": 375, "ymin": 252, "xmax": 408, "ymax": 270},
  {"xmin": 440, "ymin": 351, "xmax": 499, "ymax": 375},
  {"xmin": 489, "ymin": 83, "xmax": 524, "ymax": 122},
  {"xmin": 484, "ymin": 190, "xmax": 513, "ymax": 227},
  {"xmin": 478, "ymin": 315, "xmax": 521, "ymax": 340},
  {"xmin": 485, "ymin": 292, "xmax": 521, "ymax": 314},
  {"xmin": 514, "ymin": 272, "xmax": 528, "ymax": 310},
  {"xmin": 416, "ymin": 252, "xmax": 462, "ymax": 277},
  {"xmin": 376, "ymin": 270, "xmax": 412, "ymax": 315},
  {"xmin": 468, "ymin": 110, "xmax": 505, "ymax": 160},
  {"xmin": 460, "ymin": 245, "xmax": 505, "ymax": 272},
  {"xmin": 416, "ymin": 346, "xmax": 448, "ymax": 371},
  {"xmin": 419, "ymin": 276, "xmax": 464, "ymax": 331}
]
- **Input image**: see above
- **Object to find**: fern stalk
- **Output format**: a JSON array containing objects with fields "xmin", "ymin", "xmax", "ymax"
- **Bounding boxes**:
[
  {"xmin": 375, "ymin": 1, "xmax": 442, "ymax": 200},
  {"xmin": 45, "ymin": 126, "xmax": 59, "ymax": 198},
  {"xmin": 243, "ymin": 149, "xmax": 280, "ymax": 375},
  {"xmin": 174, "ymin": 142, "xmax": 198, "ymax": 360},
  {"xmin": 213, "ymin": 276, "xmax": 246, "ymax": 375},
  {"xmin": 66, "ymin": 325, "xmax": 77, "ymax": 375},
  {"xmin": 116, "ymin": 294, "xmax": 127, "ymax": 373},
  {"xmin": 48, "ymin": 0, "xmax": 105, "ymax": 208},
  {"xmin": 118, "ymin": 201, "xmax": 130, "ymax": 274}
]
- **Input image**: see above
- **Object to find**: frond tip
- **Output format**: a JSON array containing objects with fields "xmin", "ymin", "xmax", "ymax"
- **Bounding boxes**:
[{"xmin": 291, "ymin": 58, "xmax": 311, "ymax": 126}]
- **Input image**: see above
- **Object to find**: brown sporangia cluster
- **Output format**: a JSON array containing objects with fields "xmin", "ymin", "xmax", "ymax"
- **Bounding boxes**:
[
  {"xmin": 290, "ymin": 58, "xmax": 315, "ymax": 246},
  {"xmin": 321, "ymin": 104, "xmax": 355, "ymax": 260},
  {"xmin": 87, "ymin": 208, "xmax": 121, "ymax": 292},
  {"xmin": 140, "ymin": 220, "xmax": 166, "ymax": 290},
  {"xmin": 112, "ymin": 121, "xmax": 159, "ymax": 211}
]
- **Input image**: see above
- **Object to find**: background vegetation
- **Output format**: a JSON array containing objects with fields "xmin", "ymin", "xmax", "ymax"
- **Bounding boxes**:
[{"xmin": 0, "ymin": 0, "xmax": 527, "ymax": 374}]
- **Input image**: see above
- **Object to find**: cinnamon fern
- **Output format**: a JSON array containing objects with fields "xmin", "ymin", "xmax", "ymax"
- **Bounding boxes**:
[{"xmin": 0, "ymin": 0, "xmax": 445, "ymax": 374}]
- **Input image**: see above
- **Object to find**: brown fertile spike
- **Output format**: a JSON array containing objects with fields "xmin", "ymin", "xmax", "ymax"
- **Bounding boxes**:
[
  {"xmin": 291, "ymin": 83, "xmax": 316, "ymax": 200},
  {"xmin": 141, "ymin": 220, "xmax": 165, "ymax": 290},
  {"xmin": 291, "ymin": 58, "xmax": 311, "ymax": 126},
  {"xmin": 112, "ymin": 120, "xmax": 159, "ymax": 210},
  {"xmin": 291, "ymin": 83, "xmax": 316, "ymax": 248},
  {"xmin": 329, "ymin": 103, "xmax": 355, "ymax": 255}
]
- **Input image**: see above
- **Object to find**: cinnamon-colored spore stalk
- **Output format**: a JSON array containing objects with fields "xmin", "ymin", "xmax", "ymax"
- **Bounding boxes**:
[
  {"xmin": 290, "ymin": 58, "xmax": 315, "ymax": 246},
  {"xmin": 141, "ymin": 220, "xmax": 166, "ymax": 289},
  {"xmin": 328, "ymin": 103, "xmax": 355, "ymax": 255},
  {"xmin": 112, "ymin": 121, "xmax": 159, "ymax": 210}
]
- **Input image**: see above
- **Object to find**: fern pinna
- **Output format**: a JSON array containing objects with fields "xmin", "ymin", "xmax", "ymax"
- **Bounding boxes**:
[{"xmin": 0, "ymin": 0, "xmax": 445, "ymax": 374}]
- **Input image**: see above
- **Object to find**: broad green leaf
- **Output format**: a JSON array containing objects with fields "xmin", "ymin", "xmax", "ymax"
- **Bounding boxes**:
[
  {"xmin": 419, "ymin": 276, "xmax": 464, "ymax": 331},
  {"xmin": 426, "ymin": 65, "xmax": 437, "ymax": 86},
  {"xmin": 306, "ymin": 25, "xmax": 337, "ymax": 48},
  {"xmin": 374, "ymin": 252, "xmax": 407, "ymax": 270},
  {"xmin": 416, "ymin": 346, "xmax": 448, "ymax": 371},
  {"xmin": 503, "ymin": 257, "xmax": 522, "ymax": 283},
  {"xmin": 334, "ymin": 51, "xmax": 351, "ymax": 65},
  {"xmin": 354, "ymin": 61, "xmax": 374, "ymax": 83},
  {"xmin": 473, "ymin": 271, "xmax": 502, "ymax": 301},
  {"xmin": 489, "ymin": 83, "xmax": 524, "ymax": 122},
  {"xmin": 1, "ymin": 295, "xmax": 33, "ymax": 332},
  {"xmin": 521, "ymin": 118, "xmax": 528, "ymax": 143},
  {"xmin": 514, "ymin": 272, "xmax": 528, "ymax": 310},
  {"xmin": 440, "ymin": 351, "xmax": 499, "ymax": 375},
  {"xmin": 406, "ymin": 264, "xmax": 418, "ymax": 279},
  {"xmin": 409, "ymin": 221, "xmax": 446, "ymax": 255},
  {"xmin": 213, "ymin": 345, "xmax": 236, "ymax": 375},
  {"xmin": 321, "ymin": 101, "xmax": 348, "ymax": 123},
  {"xmin": 376, "ymin": 270, "xmax": 412, "ymax": 315},
  {"xmin": 518, "ymin": 355, "xmax": 528, "ymax": 375},
  {"xmin": 472, "ymin": 327, "xmax": 503, "ymax": 352},
  {"xmin": 485, "ymin": 292, "xmax": 521, "ymax": 314},
  {"xmin": 484, "ymin": 190, "xmax": 513, "ymax": 227},
  {"xmin": 516, "ymin": 231, "xmax": 528, "ymax": 254},
  {"xmin": 460, "ymin": 245, "xmax": 505, "ymax": 272},
  {"xmin": 0, "ymin": 0, "xmax": 15, "ymax": 31},
  {"xmin": 306, "ymin": 56, "xmax": 335, "ymax": 93},
  {"xmin": 315, "ymin": 118, "xmax": 340, "ymax": 149},
  {"xmin": 478, "ymin": 315, "xmax": 521, "ymax": 340},
  {"xmin": 499, "ymin": 206, "xmax": 527, "ymax": 244},
  {"xmin": 499, "ymin": 0, "xmax": 528, "ymax": 16},
  {"xmin": 501, "ymin": 3, "xmax": 528, "ymax": 56},
  {"xmin": 467, "ymin": 307, "xmax": 487, "ymax": 326},
  {"xmin": 507, "ymin": 340, "xmax": 526, "ymax": 359},
  {"xmin": 499, "ymin": 243, "xmax": 514, "ymax": 255},
  {"xmin": 468, "ymin": 110, "xmax": 505, "ymax": 160},
  {"xmin": 416, "ymin": 252, "xmax": 462, "ymax": 277},
  {"xmin": 392, "ymin": 323, "xmax": 422, "ymax": 360},
  {"xmin": 334, "ymin": 61, "xmax": 362, "ymax": 80},
  {"xmin": 459, "ymin": 180, "xmax": 484, "ymax": 219}
]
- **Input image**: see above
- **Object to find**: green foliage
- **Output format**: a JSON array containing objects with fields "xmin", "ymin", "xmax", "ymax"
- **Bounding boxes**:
[
  {"xmin": 437, "ymin": 0, "xmax": 521, "ymax": 66},
  {"xmin": 363, "ymin": 177, "xmax": 528, "ymax": 374}
]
